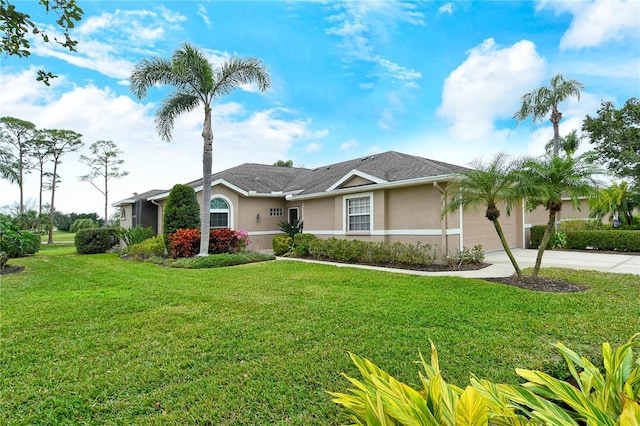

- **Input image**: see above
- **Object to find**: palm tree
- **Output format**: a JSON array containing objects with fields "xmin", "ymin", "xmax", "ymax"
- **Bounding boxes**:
[
  {"xmin": 442, "ymin": 153, "xmax": 524, "ymax": 280},
  {"xmin": 589, "ymin": 182, "xmax": 637, "ymax": 226},
  {"xmin": 514, "ymin": 73, "xmax": 584, "ymax": 157},
  {"xmin": 544, "ymin": 129, "xmax": 580, "ymax": 159},
  {"xmin": 130, "ymin": 43, "xmax": 270, "ymax": 256},
  {"xmin": 518, "ymin": 154, "xmax": 600, "ymax": 277}
]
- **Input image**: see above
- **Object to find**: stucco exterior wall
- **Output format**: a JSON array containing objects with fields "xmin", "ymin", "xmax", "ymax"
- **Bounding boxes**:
[
  {"xmin": 461, "ymin": 201, "xmax": 523, "ymax": 252},
  {"xmin": 119, "ymin": 205, "xmax": 132, "ymax": 230}
]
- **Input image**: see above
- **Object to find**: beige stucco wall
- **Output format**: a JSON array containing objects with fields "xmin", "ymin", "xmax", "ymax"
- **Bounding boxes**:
[{"xmin": 461, "ymin": 200, "xmax": 523, "ymax": 252}]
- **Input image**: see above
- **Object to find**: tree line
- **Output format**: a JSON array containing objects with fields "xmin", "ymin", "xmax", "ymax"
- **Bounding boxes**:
[{"xmin": 0, "ymin": 117, "xmax": 127, "ymax": 243}]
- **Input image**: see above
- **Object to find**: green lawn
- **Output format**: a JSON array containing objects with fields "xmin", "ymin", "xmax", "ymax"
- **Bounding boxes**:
[{"xmin": 1, "ymin": 246, "xmax": 639, "ymax": 424}]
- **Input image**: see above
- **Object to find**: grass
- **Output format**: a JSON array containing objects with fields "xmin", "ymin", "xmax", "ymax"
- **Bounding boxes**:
[
  {"xmin": 41, "ymin": 230, "xmax": 76, "ymax": 245},
  {"xmin": 1, "ymin": 246, "xmax": 639, "ymax": 424}
]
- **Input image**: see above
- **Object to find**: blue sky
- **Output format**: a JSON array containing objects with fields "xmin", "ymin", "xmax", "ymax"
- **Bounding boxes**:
[{"xmin": 1, "ymin": 0, "xmax": 639, "ymax": 216}]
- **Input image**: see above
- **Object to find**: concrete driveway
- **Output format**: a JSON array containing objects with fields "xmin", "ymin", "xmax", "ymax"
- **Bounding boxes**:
[{"xmin": 279, "ymin": 249, "xmax": 640, "ymax": 279}]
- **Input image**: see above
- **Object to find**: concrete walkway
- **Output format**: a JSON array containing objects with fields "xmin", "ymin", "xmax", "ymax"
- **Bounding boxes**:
[{"xmin": 279, "ymin": 249, "xmax": 640, "ymax": 278}]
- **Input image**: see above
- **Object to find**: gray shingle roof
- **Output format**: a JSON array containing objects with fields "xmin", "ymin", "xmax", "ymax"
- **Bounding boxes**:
[{"xmin": 130, "ymin": 151, "xmax": 469, "ymax": 201}]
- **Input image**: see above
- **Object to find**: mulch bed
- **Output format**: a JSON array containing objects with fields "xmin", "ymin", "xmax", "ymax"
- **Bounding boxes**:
[
  {"xmin": 482, "ymin": 275, "xmax": 588, "ymax": 293},
  {"xmin": 301, "ymin": 256, "xmax": 587, "ymax": 293},
  {"xmin": 0, "ymin": 265, "xmax": 25, "ymax": 275}
]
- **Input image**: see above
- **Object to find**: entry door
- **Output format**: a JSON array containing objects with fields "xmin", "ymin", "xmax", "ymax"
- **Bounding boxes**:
[{"xmin": 288, "ymin": 207, "xmax": 299, "ymax": 224}]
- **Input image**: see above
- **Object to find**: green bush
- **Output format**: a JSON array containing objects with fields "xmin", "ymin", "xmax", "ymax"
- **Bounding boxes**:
[
  {"xmin": 0, "ymin": 217, "xmax": 40, "ymax": 258},
  {"xmin": 70, "ymin": 218, "xmax": 98, "ymax": 233},
  {"xmin": 529, "ymin": 225, "xmax": 554, "ymax": 249},
  {"xmin": 291, "ymin": 233, "xmax": 317, "ymax": 256},
  {"xmin": 444, "ymin": 244, "xmax": 485, "ymax": 267},
  {"xmin": 116, "ymin": 225, "xmax": 155, "ymax": 247},
  {"xmin": 154, "ymin": 252, "xmax": 275, "ymax": 269},
  {"xmin": 127, "ymin": 235, "xmax": 166, "ymax": 259},
  {"xmin": 278, "ymin": 219, "xmax": 303, "ymax": 238},
  {"xmin": 75, "ymin": 228, "xmax": 118, "ymax": 254},
  {"xmin": 559, "ymin": 219, "xmax": 603, "ymax": 232},
  {"xmin": 566, "ymin": 230, "xmax": 640, "ymax": 252},
  {"xmin": 163, "ymin": 184, "xmax": 200, "ymax": 243},
  {"xmin": 272, "ymin": 235, "xmax": 292, "ymax": 256},
  {"xmin": 308, "ymin": 237, "xmax": 439, "ymax": 267}
]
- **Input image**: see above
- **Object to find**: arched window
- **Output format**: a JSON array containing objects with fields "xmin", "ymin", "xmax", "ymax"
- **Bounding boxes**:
[{"xmin": 210, "ymin": 197, "xmax": 229, "ymax": 228}]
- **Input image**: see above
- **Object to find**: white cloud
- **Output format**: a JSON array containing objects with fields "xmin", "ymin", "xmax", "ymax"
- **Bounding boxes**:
[
  {"xmin": 538, "ymin": 0, "xmax": 640, "ymax": 50},
  {"xmin": 0, "ymin": 71, "xmax": 324, "ymax": 216},
  {"xmin": 438, "ymin": 3, "xmax": 453, "ymax": 15},
  {"xmin": 340, "ymin": 139, "xmax": 359, "ymax": 150},
  {"xmin": 197, "ymin": 4, "xmax": 212, "ymax": 26},
  {"xmin": 376, "ymin": 108, "xmax": 396, "ymax": 130},
  {"xmin": 31, "ymin": 7, "xmax": 188, "ymax": 79},
  {"xmin": 437, "ymin": 38, "xmax": 547, "ymax": 141},
  {"xmin": 304, "ymin": 143, "xmax": 322, "ymax": 153}
]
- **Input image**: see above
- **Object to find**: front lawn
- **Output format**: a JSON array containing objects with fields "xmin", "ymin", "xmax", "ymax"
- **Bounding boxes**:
[{"xmin": 1, "ymin": 246, "xmax": 638, "ymax": 424}]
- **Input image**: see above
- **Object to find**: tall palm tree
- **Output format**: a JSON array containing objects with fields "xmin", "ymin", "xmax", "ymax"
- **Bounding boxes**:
[
  {"xmin": 130, "ymin": 43, "xmax": 270, "ymax": 256},
  {"xmin": 589, "ymin": 181, "xmax": 636, "ymax": 226},
  {"xmin": 442, "ymin": 153, "xmax": 524, "ymax": 280},
  {"xmin": 514, "ymin": 73, "xmax": 584, "ymax": 157},
  {"xmin": 518, "ymin": 154, "xmax": 600, "ymax": 277}
]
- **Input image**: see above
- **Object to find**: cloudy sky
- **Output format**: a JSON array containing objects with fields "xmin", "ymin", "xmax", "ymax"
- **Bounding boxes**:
[{"xmin": 1, "ymin": 0, "xmax": 638, "ymax": 217}]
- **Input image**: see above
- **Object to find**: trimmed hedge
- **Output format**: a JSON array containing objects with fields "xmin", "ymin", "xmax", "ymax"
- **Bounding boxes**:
[
  {"xmin": 529, "ymin": 225, "xmax": 554, "ymax": 249},
  {"xmin": 75, "ymin": 228, "xmax": 118, "ymax": 254},
  {"xmin": 128, "ymin": 235, "xmax": 166, "ymax": 259},
  {"xmin": 272, "ymin": 235, "xmax": 292, "ymax": 256},
  {"xmin": 155, "ymin": 252, "xmax": 275, "ymax": 269},
  {"xmin": 566, "ymin": 230, "xmax": 640, "ymax": 252}
]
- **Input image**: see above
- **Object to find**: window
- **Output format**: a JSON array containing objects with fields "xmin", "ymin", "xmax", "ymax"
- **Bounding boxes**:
[
  {"xmin": 120, "ymin": 208, "xmax": 126, "ymax": 220},
  {"xmin": 210, "ymin": 197, "xmax": 229, "ymax": 228},
  {"xmin": 347, "ymin": 196, "xmax": 370, "ymax": 231},
  {"xmin": 288, "ymin": 207, "xmax": 299, "ymax": 224},
  {"xmin": 270, "ymin": 208, "xmax": 283, "ymax": 216}
]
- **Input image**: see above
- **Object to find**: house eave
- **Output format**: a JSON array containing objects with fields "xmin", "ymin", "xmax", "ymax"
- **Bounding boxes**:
[{"xmin": 287, "ymin": 173, "xmax": 457, "ymax": 201}]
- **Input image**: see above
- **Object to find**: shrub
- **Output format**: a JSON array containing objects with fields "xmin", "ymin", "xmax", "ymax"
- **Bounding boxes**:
[
  {"xmin": 209, "ymin": 228, "xmax": 247, "ymax": 254},
  {"xmin": 128, "ymin": 235, "xmax": 166, "ymax": 259},
  {"xmin": 116, "ymin": 225, "xmax": 155, "ymax": 247},
  {"xmin": 152, "ymin": 251, "xmax": 275, "ymax": 269},
  {"xmin": 559, "ymin": 219, "xmax": 603, "ymax": 232},
  {"xmin": 291, "ymin": 233, "xmax": 317, "ymax": 257},
  {"xmin": 444, "ymin": 244, "xmax": 485, "ymax": 267},
  {"xmin": 566, "ymin": 230, "xmax": 640, "ymax": 252},
  {"xmin": 168, "ymin": 228, "xmax": 200, "ymax": 259},
  {"xmin": 529, "ymin": 225, "xmax": 554, "ymax": 249},
  {"xmin": 0, "ymin": 217, "xmax": 40, "ymax": 258},
  {"xmin": 278, "ymin": 219, "xmax": 303, "ymax": 239},
  {"xmin": 332, "ymin": 334, "xmax": 640, "ymax": 426},
  {"xmin": 272, "ymin": 235, "xmax": 292, "ymax": 256},
  {"xmin": 75, "ymin": 228, "xmax": 118, "ymax": 254},
  {"xmin": 308, "ymin": 237, "xmax": 440, "ymax": 267},
  {"xmin": 0, "ymin": 251, "xmax": 8, "ymax": 271},
  {"xmin": 163, "ymin": 184, "xmax": 200, "ymax": 243},
  {"xmin": 70, "ymin": 218, "xmax": 98, "ymax": 233}
]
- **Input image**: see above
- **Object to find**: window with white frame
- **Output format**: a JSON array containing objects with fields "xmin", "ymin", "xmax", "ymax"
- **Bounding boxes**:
[
  {"xmin": 347, "ymin": 196, "xmax": 371, "ymax": 231},
  {"xmin": 210, "ymin": 197, "xmax": 229, "ymax": 228}
]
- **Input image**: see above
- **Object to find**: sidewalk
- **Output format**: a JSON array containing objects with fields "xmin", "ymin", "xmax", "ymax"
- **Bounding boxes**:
[{"xmin": 278, "ymin": 249, "xmax": 640, "ymax": 278}]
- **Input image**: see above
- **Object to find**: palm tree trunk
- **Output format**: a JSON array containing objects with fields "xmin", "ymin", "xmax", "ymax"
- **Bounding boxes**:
[
  {"xmin": 104, "ymin": 171, "xmax": 108, "ymax": 227},
  {"xmin": 551, "ymin": 108, "xmax": 561, "ymax": 157},
  {"xmin": 492, "ymin": 218, "xmax": 522, "ymax": 280},
  {"xmin": 198, "ymin": 106, "xmax": 213, "ymax": 257},
  {"xmin": 532, "ymin": 211, "xmax": 556, "ymax": 277}
]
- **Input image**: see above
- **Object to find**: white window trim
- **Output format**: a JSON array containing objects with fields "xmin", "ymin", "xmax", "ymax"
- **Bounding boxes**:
[
  {"xmin": 288, "ymin": 207, "xmax": 300, "ymax": 223},
  {"xmin": 210, "ymin": 194, "xmax": 234, "ymax": 229},
  {"xmin": 343, "ymin": 192, "xmax": 373, "ymax": 233}
]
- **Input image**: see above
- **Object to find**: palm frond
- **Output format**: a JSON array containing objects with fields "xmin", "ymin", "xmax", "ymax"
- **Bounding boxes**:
[
  {"xmin": 173, "ymin": 43, "xmax": 214, "ymax": 99},
  {"xmin": 129, "ymin": 57, "xmax": 175, "ymax": 99},
  {"xmin": 155, "ymin": 92, "xmax": 201, "ymax": 142},
  {"xmin": 212, "ymin": 56, "xmax": 271, "ymax": 98}
]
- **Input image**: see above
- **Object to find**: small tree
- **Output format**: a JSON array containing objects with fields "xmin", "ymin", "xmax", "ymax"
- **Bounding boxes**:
[
  {"xmin": 442, "ymin": 153, "xmax": 524, "ymax": 280},
  {"xmin": 39, "ymin": 128, "xmax": 83, "ymax": 244},
  {"xmin": 78, "ymin": 140, "xmax": 129, "ymax": 226},
  {"xmin": 0, "ymin": 117, "xmax": 37, "ymax": 214},
  {"xmin": 30, "ymin": 135, "xmax": 53, "ymax": 216},
  {"xmin": 163, "ymin": 184, "xmax": 200, "ymax": 243},
  {"xmin": 273, "ymin": 160, "xmax": 293, "ymax": 167},
  {"xmin": 582, "ymin": 97, "xmax": 640, "ymax": 184}
]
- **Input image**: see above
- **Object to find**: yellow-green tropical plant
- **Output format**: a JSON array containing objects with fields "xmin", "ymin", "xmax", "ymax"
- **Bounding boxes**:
[
  {"xmin": 494, "ymin": 333, "xmax": 640, "ymax": 426},
  {"xmin": 329, "ymin": 341, "xmax": 491, "ymax": 425}
]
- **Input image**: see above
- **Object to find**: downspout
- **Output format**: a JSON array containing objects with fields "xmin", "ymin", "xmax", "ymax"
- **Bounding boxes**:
[{"xmin": 433, "ymin": 182, "xmax": 448, "ymax": 253}]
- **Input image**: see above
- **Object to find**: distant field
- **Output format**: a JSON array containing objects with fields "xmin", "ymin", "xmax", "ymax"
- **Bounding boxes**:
[{"xmin": 41, "ymin": 230, "xmax": 75, "ymax": 245}]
